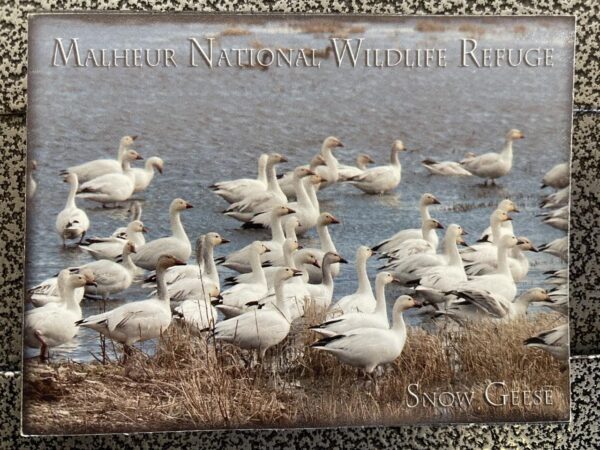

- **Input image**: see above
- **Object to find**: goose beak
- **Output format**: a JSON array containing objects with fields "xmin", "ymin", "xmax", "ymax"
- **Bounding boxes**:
[
  {"xmin": 306, "ymin": 169, "xmax": 316, "ymax": 176},
  {"xmin": 185, "ymin": 203, "xmax": 194, "ymax": 209},
  {"xmin": 312, "ymin": 260, "xmax": 321, "ymax": 268},
  {"xmin": 436, "ymin": 222, "xmax": 444, "ymax": 229},
  {"xmin": 505, "ymin": 217, "xmax": 513, "ymax": 221},
  {"xmin": 366, "ymin": 155, "xmax": 375, "ymax": 163},
  {"xmin": 215, "ymin": 293, "xmax": 223, "ymax": 301},
  {"xmin": 391, "ymin": 276, "xmax": 402, "ymax": 283},
  {"xmin": 157, "ymin": 166, "xmax": 163, "ymax": 175},
  {"xmin": 412, "ymin": 299, "xmax": 423, "ymax": 308},
  {"xmin": 285, "ymin": 207, "xmax": 296, "ymax": 215},
  {"xmin": 338, "ymin": 257, "xmax": 348, "ymax": 264},
  {"xmin": 142, "ymin": 226, "xmax": 149, "ymax": 233},
  {"xmin": 86, "ymin": 280, "xmax": 98, "ymax": 287},
  {"xmin": 320, "ymin": 177, "xmax": 328, "ymax": 183},
  {"xmin": 516, "ymin": 238, "xmax": 527, "ymax": 246},
  {"xmin": 513, "ymin": 207, "xmax": 520, "ymax": 213},
  {"xmin": 131, "ymin": 135, "xmax": 138, "ymax": 141},
  {"xmin": 330, "ymin": 216, "xmax": 341, "ymax": 224},
  {"xmin": 292, "ymin": 269, "xmax": 303, "ymax": 277},
  {"xmin": 280, "ymin": 156, "xmax": 289, "ymax": 163},
  {"xmin": 297, "ymin": 244, "xmax": 304, "ymax": 249},
  {"xmin": 432, "ymin": 198, "xmax": 441, "ymax": 205},
  {"xmin": 220, "ymin": 238, "xmax": 231, "ymax": 244},
  {"xmin": 461, "ymin": 229, "xmax": 469, "ymax": 235},
  {"xmin": 211, "ymin": 298, "xmax": 222, "ymax": 306},
  {"xmin": 174, "ymin": 258, "xmax": 187, "ymax": 266},
  {"xmin": 336, "ymin": 141, "xmax": 344, "ymax": 148},
  {"xmin": 135, "ymin": 154, "xmax": 144, "ymax": 161},
  {"xmin": 264, "ymin": 248, "xmax": 271, "ymax": 253},
  {"xmin": 530, "ymin": 245, "xmax": 539, "ymax": 253}
]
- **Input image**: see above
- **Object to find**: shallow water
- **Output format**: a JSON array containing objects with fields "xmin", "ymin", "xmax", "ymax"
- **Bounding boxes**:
[{"xmin": 26, "ymin": 17, "xmax": 572, "ymax": 361}]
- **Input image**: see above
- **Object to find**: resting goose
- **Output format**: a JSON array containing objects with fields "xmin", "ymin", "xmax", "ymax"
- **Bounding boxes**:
[
  {"xmin": 524, "ymin": 323, "xmax": 569, "ymax": 361},
  {"xmin": 542, "ymin": 162, "xmax": 569, "ymax": 189},
  {"xmin": 211, "ymin": 153, "xmax": 269, "ymax": 204},
  {"xmin": 380, "ymin": 219, "xmax": 444, "ymax": 260},
  {"xmin": 314, "ymin": 272, "xmax": 396, "ymax": 336},
  {"xmin": 132, "ymin": 198, "xmax": 194, "ymax": 270},
  {"xmin": 539, "ymin": 236, "xmax": 568, "ymax": 262},
  {"xmin": 540, "ymin": 186, "xmax": 569, "ymax": 209},
  {"xmin": 372, "ymin": 193, "xmax": 441, "ymax": 253},
  {"xmin": 76, "ymin": 255, "xmax": 185, "ymax": 357},
  {"xmin": 478, "ymin": 199, "xmax": 519, "ymax": 243},
  {"xmin": 421, "ymin": 154, "xmax": 474, "ymax": 176},
  {"xmin": 347, "ymin": 140, "xmax": 406, "ymax": 194},
  {"xmin": 214, "ymin": 267, "xmax": 303, "ymax": 361},
  {"xmin": 337, "ymin": 154, "xmax": 375, "ymax": 181},
  {"xmin": 327, "ymin": 246, "xmax": 376, "ymax": 316},
  {"xmin": 61, "ymin": 135, "xmax": 137, "ymax": 183},
  {"xmin": 540, "ymin": 205, "xmax": 568, "ymax": 231},
  {"xmin": 306, "ymin": 252, "xmax": 348, "ymax": 309},
  {"xmin": 314, "ymin": 136, "xmax": 345, "ymax": 189},
  {"xmin": 311, "ymin": 295, "xmax": 421, "ymax": 375},
  {"xmin": 296, "ymin": 212, "xmax": 341, "ymax": 283},
  {"xmin": 460, "ymin": 129, "xmax": 525, "ymax": 185},
  {"xmin": 27, "ymin": 159, "xmax": 37, "ymax": 199},
  {"xmin": 173, "ymin": 284, "xmax": 221, "ymax": 335},
  {"xmin": 77, "ymin": 149, "xmax": 144, "ymax": 206},
  {"xmin": 461, "ymin": 209, "xmax": 513, "ymax": 264},
  {"xmin": 25, "ymin": 270, "xmax": 96, "ymax": 361},
  {"xmin": 132, "ymin": 156, "xmax": 164, "ymax": 192},
  {"xmin": 79, "ymin": 220, "xmax": 147, "ymax": 261},
  {"xmin": 55, "ymin": 173, "xmax": 90, "ymax": 245}
]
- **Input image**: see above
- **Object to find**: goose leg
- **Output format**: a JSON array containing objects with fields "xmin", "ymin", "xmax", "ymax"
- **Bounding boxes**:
[{"xmin": 34, "ymin": 330, "xmax": 48, "ymax": 362}]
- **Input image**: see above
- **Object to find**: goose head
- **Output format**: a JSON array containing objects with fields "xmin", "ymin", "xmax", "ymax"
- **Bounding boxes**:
[
  {"xmin": 310, "ymin": 154, "xmax": 326, "ymax": 169},
  {"xmin": 393, "ymin": 295, "xmax": 423, "ymax": 313},
  {"xmin": 376, "ymin": 271, "xmax": 395, "ymax": 287},
  {"xmin": 258, "ymin": 153, "xmax": 269, "ymax": 168},
  {"xmin": 322, "ymin": 136, "xmax": 344, "ymax": 150},
  {"xmin": 79, "ymin": 268, "xmax": 97, "ymax": 287},
  {"xmin": 275, "ymin": 267, "xmax": 304, "ymax": 285},
  {"xmin": 498, "ymin": 234, "xmax": 519, "ymax": 250},
  {"xmin": 421, "ymin": 193, "xmax": 441, "ymax": 206},
  {"xmin": 122, "ymin": 241, "xmax": 136, "ymax": 255},
  {"xmin": 157, "ymin": 254, "xmax": 187, "ymax": 270},
  {"xmin": 357, "ymin": 153, "xmax": 375, "ymax": 166},
  {"xmin": 128, "ymin": 220, "xmax": 148, "ymax": 234},
  {"xmin": 318, "ymin": 212, "xmax": 341, "ymax": 226},
  {"xmin": 516, "ymin": 236, "xmax": 538, "ymax": 252},
  {"xmin": 424, "ymin": 219, "xmax": 444, "ymax": 231},
  {"xmin": 294, "ymin": 166, "xmax": 315, "ymax": 179},
  {"xmin": 206, "ymin": 284, "xmax": 222, "ymax": 301},
  {"xmin": 120, "ymin": 135, "xmax": 138, "ymax": 147},
  {"xmin": 251, "ymin": 241, "xmax": 271, "ymax": 256},
  {"xmin": 323, "ymin": 252, "xmax": 348, "ymax": 266},
  {"xmin": 147, "ymin": 156, "xmax": 164, "ymax": 174},
  {"xmin": 170, "ymin": 198, "xmax": 193, "ymax": 212},
  {"xmin": 357, "ymin": 245, "xmax": 374, "ymax": 260},
  {"xmin": 308, "ymin": 174, "xmax": 325, "ymax": 186},
  {"xmin": 506, "ymin": 129, "xmax": 525, "ymax": 141},
  {"xmin": 272, "ymin": 205, "xmax": 296, "ymax": 217},
  {"xmin": 283, "ymin": 238, "xmax": 300, "ymax": 254},
  {"xmin": 124, "ymin": 149, "xmax": 144, "ymax": 162},
  {"xmin": 29, "ymin": 159, "xmax": 37, "ymax": 171},
  {"xmin": 68, "ymin": 270, "xmax": 97, "ymax": 289},
  {"xmin": 491, "ymin": 209, "xmax": 512, "ymax": 226},
  {"xmin": 498, "ymin": 199, "xmax": 519, "ymax": 213},
  {"xmin": 520, "ymin": 287, "xmax": 551, "ymax": 304},
  {"xmin": 391, "ymin": 140, "xmax": 407, "ymax": 153},
  {"xmin": 446, "ymin": 224, "xmax": 467, "ymax": 245},
  {"xmin": 205, "ymin": 232, "xmax": 230, "ymax": 247},
  {"xmin": 268, "ymin": 153, "xmax": 288, "ymax": 165},
  {"xmin": 63, "ymin": 172, "xmax": 79, "ymax": 186},
  {"xmin": 297, "ymin": 251, "xmax": 321, "ymax": 268},
  {"xmin": 285, "ymin": 216, "xmax": 301, "ymax": 232}
]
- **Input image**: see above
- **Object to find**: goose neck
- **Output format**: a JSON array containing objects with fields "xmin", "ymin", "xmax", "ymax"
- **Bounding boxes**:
[
  {"xmin": 156, "ymin": 265, "xmax": 170, "ymax": 302},
  {"xmin": 121, "ymin": 248, "xmax": 137, "ymax": 273},
  {"xmin": 444, "ymin": 234, "xmax": 462, "ymax": 267},
  {"xmin": 274, "ymin": 279, "xmax": 291, "ymax": 320},
  {"xmin": 321, "ymin": 148, "xmax": 339, "ymax": 181},
  {"xmin": 267, "ymin": 164, "xmax": 286, "ymax": 199},
  {"xmin": 203, "ymin": 242, "xmax": 218, "ymax": 285},
  {"xmin": 271, "ymin": 215, "xmax": 286, "ymax": 244},
  {"xmin": 293, "ymin": 175, "xmax": 312, "ymax": 208},
  {"xmin": 496, "ymin": 244, "xmax": 511, "ymax": 276},
  {"xmin": 500, "ymin": 140, "xmax": 513, "ymax": 162},
  {"xmin": 257, "ymin": 158, "xmax": 268, "ymax": 185},
  {"xmin": 374, "ymin": 278, "xmax": 388, "ymax": 319},
  {"xmin": 66, "ymin": 179, "xmax": 78, "ymax": 209},
  {"xmin": 321, "ymin": 259, "xmax": 334, "ymax": 289},
  {"xmin": 63, "ymin": 284, "xmax": 82, "ymax": 316},
  {"xmin": 170, "ymin": 209, "xmax": 189, "ymax": 244},
  {"xmin": 391, "ymin": 309, "xmax": 407, "ymax": 334},
  {"xmin": 420, "ymin": 203, "xmax": 431, "ymax": 221},
  {"xmin": 317, "ymin": 223, "xmax": 335, "ymax": 253},
  {"xmin": 356, "ymin": 253, "xmax": 371, "ymax": 293},
  {"xmin": 390, "ymin": 149, "xmax": 401, "ymax": 167},
  {"xmin": 250, "ymin": 250, "xmax": 266, "ymax": 285}
]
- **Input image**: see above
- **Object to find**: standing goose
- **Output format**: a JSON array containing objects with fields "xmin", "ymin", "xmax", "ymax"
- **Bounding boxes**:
[
  {"xmin": 76, "ymin": 255, "xmax": 186, "ymax": 357},
  {"xmin": 372, "ymin": 193, "xmax": 441, "ymax": 253},
  {"xmin": 132, "ymin": 198, "xmax": 194, "ymax": 270},
  {"xmin": 132, "ymin": 156, "xmax": 164, "ymax": 192},
  {"xmin": 79, "ymin": 220, "xmax": 147, "ymax": 261},
  {"xmin": 296, "ymin": 212, "xmax": 341, "ymax": 283},
  {"xmin": 25, "ymin": 270, "xmax": 96, "ymax": 361},
  {"xmin": 542, "ymin": 162, "xmax": 569, "ymax": 189},
  {"xmin": 478, "ymin": 199, "xmax": 519, "ymax": 243},
  {"xmin": 314, "ymin": 136, "xmax": 345, "ymax": 189},
  {"xmin": 306, "ymin": 252, "xmax": 348, "ymax": 309},
  {"xmin": 211, "ymin": 153, "xmax": 269, "ymax": 204},
  {"xmin": 347, "ymin": 140, "xmax": 406, "ymax": 194},
  {"xmin": 61, "ymin": 135, "xmax": 137, "ymax": 183},
  {"xmin": 460, "ymin": 209, "xmax": 513, "ymax": 264},
  {"xmin": 524, "ymin": 323, "xmax": 569, "ymax": 361},
  {"xmin": 337, "ymin": 154, "xmax": 375, "ymax": 181},
  {"xmin": 56, "ymin": 173, "xmax": 90, "ymax": 245},
  {"xmin": 328, "ymin": 246, "xmax": 376, "ymax": 315},
  {"xmin": 76, "ymin": 149, "xmax": 144, "ymax": 206},
  {"xmin": 460, "ymin": 129, "xmax": 525, "ymax": 185},
  {"xmin": 315, "ymin": 272, "xmax": 396, "ymax": 336},
  {"xmin": 310, "ymin": 295, "xmax": 422, "ymax": 375},
  {"xmin": 213, "ymin": 267, "xmax": 303, "ymax": 361},
  {"xmin": 421, "ymin": 155, "xmax": 474, "ymax": 176}
]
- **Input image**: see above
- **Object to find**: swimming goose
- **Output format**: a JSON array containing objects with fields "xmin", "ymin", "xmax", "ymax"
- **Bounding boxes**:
[
  {"xmin": 347, "ymin": 140, "xmax": 406, "ymax": 194},
  {"xmin": 296, "ymin": 212, "xmax": 341, "ymax": 283},
  {"xmin": 314, "ymin": 272, "xmax": 396, "ymax": 336},
  {"xmin": 55, "ymin": 173, "xmax": 90, "ymax": 245},
  {"xmin": 540, "ymin": 186, "xmax": 569, "ymax": 209},
  {"xmin": 337, "ymin": 154, "xmax": 375, "ymax": 181},
  {"xmin": 421, "ymin": 155, "xmax": 474, "ymax": 176},
  {"xmin": 540, "ymin": 205, "xmax": 568, "ymax": 231},
  {"xmin": 464, "ymin": 236, "xmax": 538, "ymax": 282},
  {"xmin": 77, "ymin": 149, "xmax": 143, "ymax": 206},
  {"xmin": 217, "ymin": 205, "xmax": 295, "ymax": 273},
  {"xmin": 27, "ymin": 159, "xmax": 37, "ymax": 199},
  {"xmin": 314, "ymin": 136, "xmax": 345, "ymax": 189},
  {"xmin": 132, "ymin": 156, "xmax": 164, "ymax": 192},
  {"xmin": 306, "ymin": 252, "xmax": 348, "ymax": 309},
  {"xmin": 132, "ymin": 198, "xmax": 194, "ymax": 270},
  {"xmin": 76, "ymin": 255, "xmax": 186, "ymax": 357},
  {"xmin": 211, "ymin": 153, "xmax": 269, "ymax": 204},
  {"xmin": 372, "ymin": 193, "xmax": 441, "ymax": 253},
  {"xmin": 327, "ymin": 246, "xmax": 376, "ymax": 316},
  {"xmin": 74, "ymin": 241, "xmax": 138, "ymax": 299},
  {"xmin": 478, "ymin": 199, "xmax": 519, "ymax": 243},
  {"xmin": 214, "ymin": 267, "xmax": 303, "ymax": 361},
  {"xmin": 524, "ymin": 323, "xmax": 568, "ymax": 361},
  {"xmin": 61, "ymin": 135, "xmax": 137, "ymax": 183},
  {"xmin": 460, "ymin": 129, "xmax": 525, "ymax": 185},
  {"xmin": 79, "ymin": 220, "xmax": 147, "ymax": 261},
  {"xmin": 460, "ymin": 209, "xmax": 513, "ymax": 264},
  {"xmin": 311, "ymin": 295, "xmax": 421, "ymax": 375},
  {"xmin": 380, "ymin": 219, "xmax": 444, "ymax": 260},
  {"xmin": 539, "ymin": 236, "xmax": 568, "ymax": 262},
  {"xmin": 542, "ymin": 162, "xmax": 569, "ymax": 189},
  {"xmin": 173, "ymin": 285, "xmax": 221, "ymax": 335},
  {"xmin": 25, "ymin": 270, "xmax": 96, "ymax": 361}
]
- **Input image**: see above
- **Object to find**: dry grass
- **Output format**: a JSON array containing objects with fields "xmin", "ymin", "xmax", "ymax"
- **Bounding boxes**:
[
  {"xmin": 220, "ymin": 27, "xmax": 252, "ymax": 37},
  {"xmin": 458, "ymin": 23, "xmax": 486, "ymax": 38},
  {"xmin": 23, "ymin": 311, "xmax": 568, "ymax": 434},
  {"xmin": 415, "ymin": 21, "xmax": 446, "ymax": 33},
  {"xmin": 293, "ymin": 20, "xmax": 366, "ymax": 38}
]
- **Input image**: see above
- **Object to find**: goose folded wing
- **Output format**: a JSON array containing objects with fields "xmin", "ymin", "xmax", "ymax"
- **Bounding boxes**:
[{"xmin": 449, "ymin": 289, "xmax": 510, "ymax": 318}]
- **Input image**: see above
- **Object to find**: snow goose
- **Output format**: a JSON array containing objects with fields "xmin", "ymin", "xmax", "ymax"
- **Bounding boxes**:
[
  {"xmin": 524, "ymin": 323, "xmax": 569, "ymax": 361},
  {"xmin": 224, "ymin": 153, "xmax": 288, "ymax": 223},
  {"xmin": 132, "ymin": 198, "xmax": 194, "ymax": 270},
  {"xmin": 537, "ymin": 286, "xmax": 568, "ymax": 316},
  {"xmin": 25, "ymin": 270, "xmax": 96, "ymax": 360},
  {"xmin": 314, "ymin": 136, "xmax": 345, "ymax": 189},
  {"xmin": 347, "ymin": 140, "xmax": 406, "ymax": 194},
  {"xmin": 278, "ymin": 154, "xmax": 326, "ymax": 199},
  {"xmin": 61, "ymin": 135, "xmax": 137, "ymax": 183},
  {"xmin": 132, "ymin": 156, "xmax": 163, "ymax": 192},
  {"xmin": 464, "ymin": 236, "xmax": 538, "ymax": 282},
  {"xmin": 295, "ymin": 212, "xmax": 341, "ymax": 283},
  {"xmin": 211, "ymin": 153, "xmax": 269, "ymax": 204},
  {"xmin": 310, "ymin": 295, "xmax": 421, "ymax": 375},
  {"xmin": 460, "ymin": 209, "xmax": 513, "ymax": 264},
  {"xmin": 213, "ymin": 267, "xmax": 303, "ymax": 361},
  {"xmin": 315, "ymin": 272, "xmax": 395, "ymax": 336},
  {"xmin": 55, "ymin": 173, "xmax": 90, "ymax": 245},
  {"xmin": 460, "ymin": 129, "xmax": 525, "ymax": 185},
  {"xmin": 306, "ymin": 252, "xmax": 348, "ymax": 309},
  {"xmin": 110, "ymin": 201, "xmax": 143, "ymax": 239},
  {"xmin": 284, "ymin": 215, "xmax": 300, "ymax": 241},
  {"xmin": 79, "ymin": 220, "xmax": 147, "ymax": 261},
  {"xmin": 217, "ymin": 205, "xmax": 295, "ymax": 273},
  {"xmin": 76, "ymin": 255, "xmax": 186, "ymax": 357},
  {"xmin": 379, "ymin": 219, "xmax": 444, "ymax": 260},
  {"xmin": 372, "ymin": 193, "xmax": 441, "ymax": 253},
  {"xmin": 174, "ymin": 284, "xmax": 221, "ymax": 335},
  {"xmin": 74, "ymin": 241, "xmax": 138, "ymax": 299},
  {"xmin": 27, "ymin": 159, "xmax": 37, "ymax": 199},
  {"xmin": 544, "ymin": 268, "xmax": 568, "ymax": 286},
  {"xmin": 542, "ymin": 162, "xmax": 569, "ymax": 189},
  {"xmin": 540, "ymin": 205, "xmax": 568, "ymax": 231},
  {"xmin": 421, "ymin": 154, "xmax": 474, "ymax": 176},
  {"xmin": 478, "ymin": 199, "xmax": 519, "ymax": 243},
  {"xmin": 76, "ymin": 149, "xmax": 143, "ymax": 206},
  {"xmin": 338, "ymin": 154, "xmax": 375, "ymax": 181},
  {"xmin": 327, "ymin": 246, "xmax": 375, "ymax": 316},
  {"xmin": 540, "ymin": 186, "xmax": 569, "ymax": 209},
  {"xmin": 539, "ymin": 236, "xmax": 568, "ymax": 262}
]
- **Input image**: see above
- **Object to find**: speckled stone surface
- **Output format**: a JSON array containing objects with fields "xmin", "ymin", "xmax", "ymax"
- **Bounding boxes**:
[{"xmin": 0, "ymin": 1, "xmax": 598, "ymax": 113}]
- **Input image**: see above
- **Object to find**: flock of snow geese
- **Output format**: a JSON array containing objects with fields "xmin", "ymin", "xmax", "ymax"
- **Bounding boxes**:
[{"xmin": 25, "ymin": 131, "xmax": 569, "ymax": 376}]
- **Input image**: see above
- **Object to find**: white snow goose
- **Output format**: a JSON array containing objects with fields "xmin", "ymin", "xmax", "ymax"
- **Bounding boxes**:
[
  {"xmin": 337, "ymin": 153, "xmax": 375, "ymax": 181},
  {"xmin": 539, "ymin": 237, "xmax": 568, "ymax": 262},
  {"xmin": 79, "ymin": 220, "xmax": 147, "ymax": 261},
  {"xmin": 421, "ymin": 154, "xmax": 474, "ymax": 176},
  {"xmin": 173, "ymin": 284, "xmax": 222, "ymax": 335},
  {"xmin": 132, "ymin": 156, "xmax": 163, "ymax": 193},
  {"xmin": 55, "ymin": 172, "xmax": 90, "ymax": 245},
  {"xmin": 524, "ymin": 323, "xmax": 569, "ymax": 361},
  {"xmin": 295, "ymin": 212, "xmax": 341, "ymax": 283},
  {"xmin": 211, "ymin": 153, "xmax": 269, "ymax": 204},
  {"xmin": 542, "ymin": 162, "xmax": 569, "ymax": 189},
  {"xmin": 314, "ymin": 136, "xmax": 345, "ymax": 189},
  {"xmin": 478, "ymin": 199, "xmax": 519, "ymax": 243},
  {"xmin": 347, "ymin": 140, "xmax": 406, "ymax": 194},
  {"xmin": 306, "ymin": 252, "xmax": 348, "ymax": 310}
]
